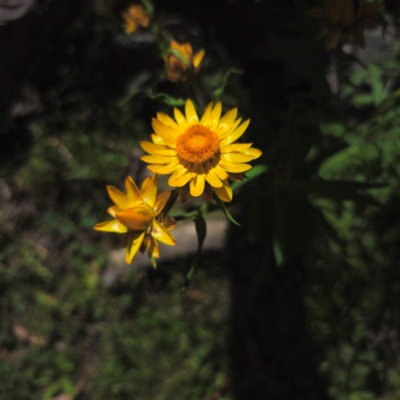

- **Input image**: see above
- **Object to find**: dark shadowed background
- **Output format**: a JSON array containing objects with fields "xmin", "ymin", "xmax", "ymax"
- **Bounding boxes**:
[{"xmin": 1, "ymin": 0, "xmax": 400, "ymax": 399}]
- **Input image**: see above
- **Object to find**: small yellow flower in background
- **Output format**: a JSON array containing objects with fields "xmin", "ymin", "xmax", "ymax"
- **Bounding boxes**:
[
  {"xmin": 122, "ymin": 3, "xmax": 150, "ymax": 34},
  {"xmin": 307, "ymin": 0, "xmax": 384, "ymax": 51},
  {"xmin": 94, "ymin": 174, "xmax": 176, "ymax": 264},
  {"xmin": 164, "ymin": 40, "xmax": 205, "ymax": 82},
  {"xmin": 140, "ymin": 99, "xmax": 262, "ymax": 203}
]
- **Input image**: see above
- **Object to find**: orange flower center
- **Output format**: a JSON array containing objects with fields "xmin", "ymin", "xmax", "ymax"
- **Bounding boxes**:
[{"xmin": 176, "ymin": 124, "xmax": 220, "ymax": 164}]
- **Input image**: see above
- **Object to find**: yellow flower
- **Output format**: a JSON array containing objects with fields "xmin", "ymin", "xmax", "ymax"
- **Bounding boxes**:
[
  {"xmin": 307, "ymin": 0, "xmax": 384, "ymax": 51},
  {"xmin": 139, "ymin": 99, "xmax": 262, "ymax": 203},
  {"xmin": 122, "ymin": 3, "xmax": 150, "ymax": 34},
  {"xmin": 164, "ymin": 40, "xmax": 205, "ymax": 82},
  {"xmin": 94, "ymin": 174, "xmax": 176, "ymax": 264}
]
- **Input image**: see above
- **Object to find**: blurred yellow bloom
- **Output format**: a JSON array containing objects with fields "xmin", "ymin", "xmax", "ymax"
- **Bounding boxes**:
[
  {"xmin": 140, "ymin": 99, "xmax": 262, "ymax": 203},
  {"xmin": 122, "ymin": 3, "xmax": 150, "ymax": 34},
  {"xmin": 307, "ymin": 0, "xmax": 384, "ymax": 51},
  {"xmin": 164, "ymin": 40, "xmax": 205, "ymax": 82},
  {"xmin": 94, "ymin": 174, "xmax": 176, "ymax": 264}
]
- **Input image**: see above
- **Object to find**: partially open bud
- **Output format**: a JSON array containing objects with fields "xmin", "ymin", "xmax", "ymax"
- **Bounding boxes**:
[
  {"xmin": 164, "ymin": 40, "xmax": 205, "ymax": 82},
  {"xmin": 121, "ymin": 3, "xmax": 151, "ymax": 34}
]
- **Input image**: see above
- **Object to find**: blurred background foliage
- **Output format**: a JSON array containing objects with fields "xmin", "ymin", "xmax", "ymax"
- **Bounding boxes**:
[{"xmin": 2, "ymin": 0, "xmax": 400, "ymax": 399}]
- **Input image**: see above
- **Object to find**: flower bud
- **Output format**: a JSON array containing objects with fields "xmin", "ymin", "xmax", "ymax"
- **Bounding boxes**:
[
  {"xmin": 122, "ymin": 3, "xmax": 150, "ymax": 34},
  {"xmin": 164, "ymin": 40, "xmax": 205, "ymax": 82}
]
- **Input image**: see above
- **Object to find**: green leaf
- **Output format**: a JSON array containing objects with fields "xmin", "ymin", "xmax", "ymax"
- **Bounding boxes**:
[
  {"xmin": 194, "ymin": 211, "xmax": 207, "ymax": 247},
  {"xmin": 141, "ymin": 0, "xmax": 154, "ymax": 14},
  {"xmin": 231, "ymin": 164, "xmax": 269, "ymax": 192},
  {"xmin": 352, "ymin": 94, "xmax": 374, "ymax": 106},
  {"xmin": 149, "ymin": 252, "xmax": 157, "ymax": 269},
  {"xmin": 163, "ymin": 189, "xmax": 179, "ymax": 216},
  {"xmin": 369, "ymin": 64, "xmax": 384, "ymax": 106},
  {"xmin": 167, "ymin": 209, "xmax": 187, "ymax": 219},
  {"xmin": 181, "ymin": 211, "xmax": 207, "ymax": 293},
  {"xmin": 212, "ymin": 193, "xmax": 240, "ymax": 226},
  {"xmin": 350, "ymin": 70, "xmax": 368, "ymax": 86},
  {"xmin": 213, "ymin": 68, "xmax": 244, "ymax": 102},
  {"xmin": 148, "ymin": 90, "xmax": 186, "ymax": 106}
]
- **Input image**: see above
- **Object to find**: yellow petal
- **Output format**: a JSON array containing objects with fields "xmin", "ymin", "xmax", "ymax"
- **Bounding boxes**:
[
  {"xmin": 151, "ymin": 134, "xmax": 165, "ymax": 145},
  {"xmin": 169, "ymin": 170, "xmax": 193, "ymax": 187},
  {"xmin": 220, "ymin": 143, "xmax": 252, "ymax": 153},
  {"xmin": 144, "ymin": 235, "xmax": 160, "ymax": 258},
  {"xmin": 219, "ymin": 162, "xmax": 252, "ymax": 173},
  {"xmin": 147, "ymin": 159, "xmax": 180, "ymax": 174},
  {"xmin": 151, "ymin": 119, "xmax": 176, "ymax": 147},
  {"xmin": 125, "ymin": 176, "xmax": 143, "ymax": 205},
  {"xmin": 156, "ymin": 112, "xmax": 169, "ymax": 125},
  {"xmin": 217, "ymin": 117, "xmax": 242, "ymax": 138},
  {"xmin": 141, "ymin": 154, "xmax": 172, "ymax": 164},
  {"xmin": 141, "ymin": 174, "xmax": 158, "ymax": 206},
  {"xmin": 193, "ymin": 50, "xmax": 205, "ymax": 70},
  {"xmin": 174, "ymin": 107, "xmax": 189, "ymax": 128},
  {"xmin": 216, "ymin": 108, "xmax": 238, "ymax": 132},
  {"xmin": 107, "ymin": 205, "xmax": 121, "ymax": 218},
  {"xmin": 94, "ymin": 219, "xmax": 128, "ymax": 233},
  {"xmin": 107, "ymin": 185, "xmax": 130, "ymax": 209},
  {"xmin": 220, "ymin": 119, "xmax": 250, "ymax": 145},
  {"xmin": 151, "ymin": 219, "xmax": 176, "ymax": 246},
  {"xmin": 126, "ymin": 231, "xmax": 146, "ymax": 264},
  {"xmin": 154, "ymin": 190, "xmax": 171, "ymax": 216},
  {"xmin": 140, "ymin": 141, "xmax": 177, "ymax": 157},
  {"xmin": 213, "ymin": 179, "xmax": 233, "ymax": 202},
  {"xmin": 185, "ymin": 99, "xmax": 199, "ymax": 123},
  {"xmin": 189, "ymin": 171, "xmax": 205, "ymax": 197},
  {"xmin": 168, "ymin": 164, "xmax": 187, "ymax": 183},
  {"xmin": 242, "ymin": 147, "xmax": 262, "ymax": 159},
  {"xmin": 210, "ymin": 101, "xmax": 222, "ymax": 130},
  {"xmin": 223, "ymin": 153, "xmax": 256, "ymax": 163},
  {"xmin": 205, "ymin": 170, "xmax": 223, "ymax": 188},
  {"xmin": 116, "ymin": 205, "xmax": 153, "ymax": 231},
  {"xmin": 157, "ymin": 112, "xmax": 182, "ymax": 135},
  {"xmin": 200, "ymin": 102, "xmax": 213, "ymax": 125},
  {"xmin": 204, "ymin": 160, "xmax": 223, "ymax": 188},
  {"xmin": 214, "ymin": 163, "xmax": 229, "ymax": 180}
]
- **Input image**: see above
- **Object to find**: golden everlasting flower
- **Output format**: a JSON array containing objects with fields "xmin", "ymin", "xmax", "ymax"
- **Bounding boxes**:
[
  {"xmin": 94, "ymin": 174, "xmax": 176, "ymax": 264},
  {"xmin": 307, "ymin": 0, "xmax": 384, "ymax": 51},
  {"xmin": 140, "ymin": 100, "xmax": 262, "ymax": 203},
  {"xmin": 164, "ymin": 40, "xmax": 205, "ymax": 82},
  {"xmin": 122, "ymin": 3, "xmax": 150, "ymax": 34}
]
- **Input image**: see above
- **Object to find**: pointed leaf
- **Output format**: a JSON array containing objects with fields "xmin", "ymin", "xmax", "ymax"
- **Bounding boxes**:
[
  {"xmin": 181, "ymin": 211, "xmax": 207, "ymax": 294},
  {"xmin": 213, "ymin": 193, "xmax": 240, "ymax": 226}
]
